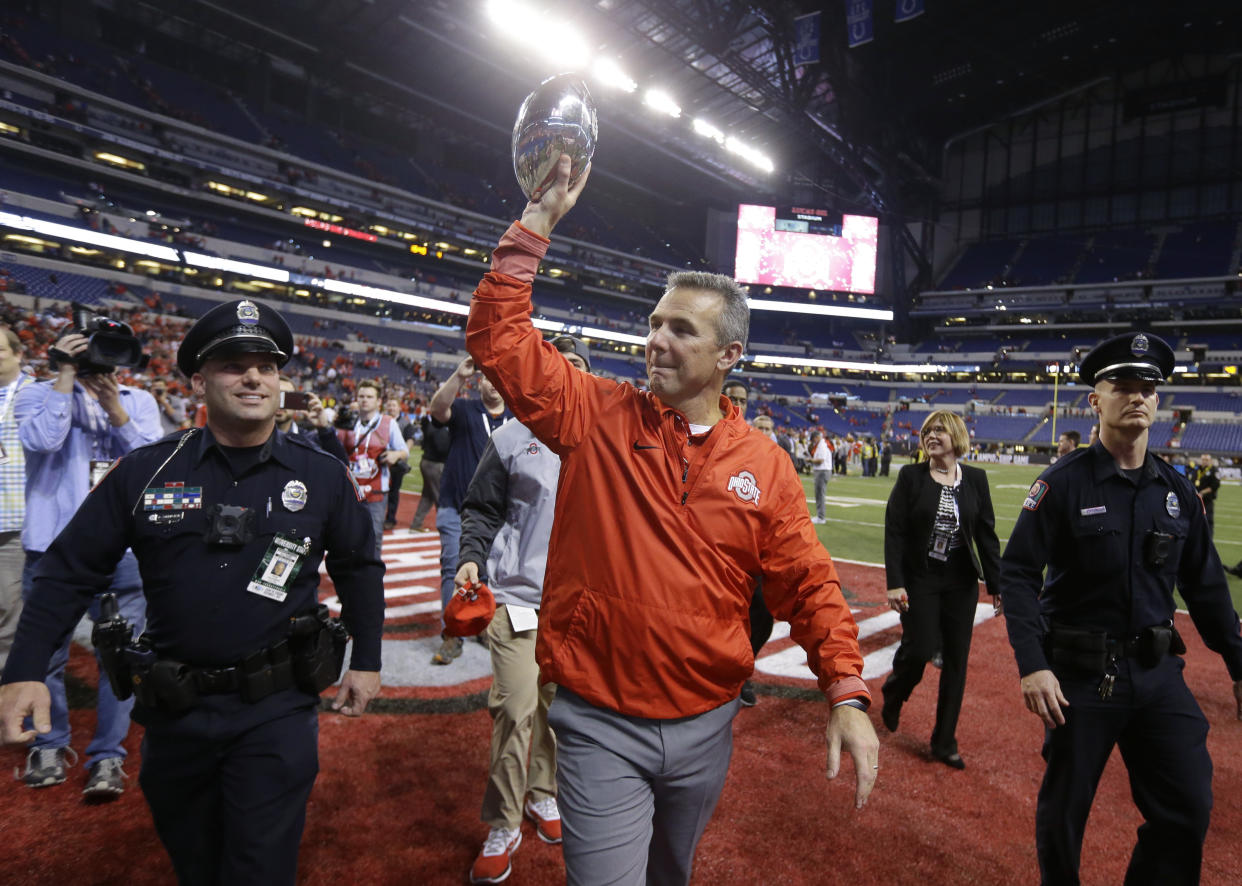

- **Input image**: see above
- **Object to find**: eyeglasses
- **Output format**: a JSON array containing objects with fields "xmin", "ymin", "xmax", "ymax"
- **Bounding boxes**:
[{"xmin": 921, "ymin": 426, "xmax": 948, "ymax": 438}]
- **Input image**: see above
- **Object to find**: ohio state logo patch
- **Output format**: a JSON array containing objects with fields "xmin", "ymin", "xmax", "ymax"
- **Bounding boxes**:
[{"xmin": 727, "ymin": 470, "xmax": 761, "ymax": 505}]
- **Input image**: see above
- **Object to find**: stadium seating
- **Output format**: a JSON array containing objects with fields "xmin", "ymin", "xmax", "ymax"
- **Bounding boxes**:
[
  {"xmin": 1155, "ymin": 221, "xmax": 1236, "ymax": 279},
  {"xmin": 993, "ymin": 388, "xmax": 1054, "ymax": 407},
  {"xmin": 937, "ymin": 239, "xmax": 1021, "ymax": 290},
  {"xmin": 1178, "ymin": 423, "xmax": 1242, "ymax": 452},
  {"xmin": 967, "ymin": 415, "xmax": 1043, "ymax": 441},
  {"xmin": 1008, "ymin": 235, "xmax": 1083, "ymax": 286},
  {"xmin": 1166, "ymin": 391, "xmax": 1242, "ymax": 413}
]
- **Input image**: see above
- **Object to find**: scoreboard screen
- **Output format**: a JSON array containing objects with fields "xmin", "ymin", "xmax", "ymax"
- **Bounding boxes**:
[
  {"xmin": 734, "ymin": 203, "xmax": 878, "ymax": 294},
  {"xmin": 774, "ymin": 206, "xmax": 843, "ymax": 237}
]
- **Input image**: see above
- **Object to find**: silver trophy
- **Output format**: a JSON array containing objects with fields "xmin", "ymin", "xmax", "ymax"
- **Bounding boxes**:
[{"xmin": 512, "ymin": 73, "xmax": 598, "ymax": 201}]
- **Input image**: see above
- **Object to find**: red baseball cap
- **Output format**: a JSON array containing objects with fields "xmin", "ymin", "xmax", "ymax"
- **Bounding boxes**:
[{"xmin": 444, "ymin": 580, "xmax": 496, "ymax": 637}]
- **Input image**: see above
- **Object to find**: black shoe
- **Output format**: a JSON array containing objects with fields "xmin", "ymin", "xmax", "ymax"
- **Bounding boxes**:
[
  {"xmin": 739, "ymin": 681, "xmax": 757, "ymax": 707},
  {"xmin": 382, "ymin": 520, "xmax": 397, "ymax": 531},
  {"xmin": 1226, "ymin": 563, "xmax": 1242, "ymax": 578},
  {"xmin": 933, "ymin": 750, "xmax": 965, "ymax": 770},
  {"xmin": 881, "ymin": 693, "xmax": 901, "ymax": 733}
]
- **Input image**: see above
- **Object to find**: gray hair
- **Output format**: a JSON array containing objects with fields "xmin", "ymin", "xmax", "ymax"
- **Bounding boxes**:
[{"xmin": 665, "ymin": 271, "xmax": 749, "ymax": 350}]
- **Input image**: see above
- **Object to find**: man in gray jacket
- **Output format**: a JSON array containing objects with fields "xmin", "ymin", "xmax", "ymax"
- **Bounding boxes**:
[{"xmin": 455, "ymin": 335, "xmax": 590, "ymax": 884}]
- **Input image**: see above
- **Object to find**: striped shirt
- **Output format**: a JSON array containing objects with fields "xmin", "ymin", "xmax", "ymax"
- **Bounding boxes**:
[{"xmin": 0, "ymin": 373, "xmax": 34, "ymax": 533}]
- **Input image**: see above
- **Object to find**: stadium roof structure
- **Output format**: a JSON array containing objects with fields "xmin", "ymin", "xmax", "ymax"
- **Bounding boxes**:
[{"xmin": 110, "ymin": 0, "xmax": 1242, "ymax": 217}]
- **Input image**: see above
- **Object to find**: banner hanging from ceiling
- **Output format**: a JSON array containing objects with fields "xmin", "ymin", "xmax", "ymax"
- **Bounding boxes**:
[
  {"xmin": 895, "ymin": 0, "xmax": 926, "ymax": 24},
  {"xmin": 846, "ymin": 0, "xmax": 874, "ymax": 48}
]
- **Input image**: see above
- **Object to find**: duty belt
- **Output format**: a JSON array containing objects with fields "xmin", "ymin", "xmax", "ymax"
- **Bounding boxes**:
[{"xmin": 116, "ymin": 606, "xmax": 349, "ymax": 713}]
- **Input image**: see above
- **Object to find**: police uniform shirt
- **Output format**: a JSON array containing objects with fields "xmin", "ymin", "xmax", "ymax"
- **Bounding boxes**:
[
  {"xmin": 2, "ymin": 426, "xmax": 385, "ymax": 683},
  {"xmin": 1000, "ymin": 441, "xmax": 1242, "ymax": 680}
]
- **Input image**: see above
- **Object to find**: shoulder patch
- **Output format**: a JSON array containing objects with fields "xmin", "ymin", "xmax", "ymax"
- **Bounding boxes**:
[{"xmin": 1023, "ymin": 479, "xmax": 1049, "ymax": 512}]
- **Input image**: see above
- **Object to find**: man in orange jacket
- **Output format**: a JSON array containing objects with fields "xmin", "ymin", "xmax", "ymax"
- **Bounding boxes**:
[{"xmin": 465, "ymin": 156, "xmax": 878, "ymax": 886}]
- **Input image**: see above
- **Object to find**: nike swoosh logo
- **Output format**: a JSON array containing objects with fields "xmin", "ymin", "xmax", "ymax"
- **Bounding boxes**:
[{"xmin": 632, "ymin": 442, "xmax": 659, "ymax": 450}]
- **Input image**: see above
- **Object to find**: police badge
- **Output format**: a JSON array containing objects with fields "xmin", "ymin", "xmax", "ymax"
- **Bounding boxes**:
[{"xmin": 236, "ymin": 299, "xmax": 261, "ymax": 326}]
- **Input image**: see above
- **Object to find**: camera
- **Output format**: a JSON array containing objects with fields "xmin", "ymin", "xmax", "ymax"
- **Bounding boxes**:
[
  {"xmin": 1143, "ymin": 530, "xmax": 1174, "ymax": 569},
  {"xmin": 204, "ymin": 503, "xmax": 256, "ymax": 547},
  {"xmin": 333, "ymin": 406, "xmax": 357, "ymax": 429},
  {"xmin": 48, "ymin": 303, "xmax": 149, "ymax": 376},
  {"xmin": 280, "ymin": 390, "xmax": 311, "ymax": 411}
]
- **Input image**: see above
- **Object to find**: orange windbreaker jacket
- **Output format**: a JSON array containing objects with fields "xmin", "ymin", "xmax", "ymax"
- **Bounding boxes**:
[{"xmin": 466, "ymin": 222, "xmax": 868, "ymax": 719}]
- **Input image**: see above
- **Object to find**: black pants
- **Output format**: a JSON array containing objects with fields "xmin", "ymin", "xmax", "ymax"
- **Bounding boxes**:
[
  {"xmin": 409, "ymin": 458, "xmax": 443, "ymax": 529},
  {"xmin": 385, "ymin": 460, "xmax": 411, "ymax": 523},
  {"xmin": 1035, "ymin": 655, "xmax": 1211, "ymax": 886},
  {"xmin": 882, "ymin": 552, "xmax": 978, "ymax": 756},
  {"xmin": 138, "ymin": 690, "xmax": 320, "ymax": 886}
]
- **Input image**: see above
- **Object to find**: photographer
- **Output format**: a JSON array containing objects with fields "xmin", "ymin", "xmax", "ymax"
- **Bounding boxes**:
[
  {"xmin": 275, "ymin": 375, "xmax": 347, "ymax": 462},
  {"xmin": 336, "ymin": 379, "xmax": 407, "ymax": 559},
  {"xmin": 13, "ymin": 328, "xmax": 161, "ymax": 798},
  {"xmin": 150, "ymin": 378, "xmax": 187, "ymax": 435}
]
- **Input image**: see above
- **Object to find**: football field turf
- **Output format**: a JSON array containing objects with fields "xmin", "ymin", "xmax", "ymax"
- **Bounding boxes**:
[{"xmin": 791, "ymin": 460, "xmax": 1242, "ymax": 612}]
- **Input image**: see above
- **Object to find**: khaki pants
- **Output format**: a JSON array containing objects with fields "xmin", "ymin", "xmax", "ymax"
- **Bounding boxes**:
[
  {"xmin": 0, "ymin": 531, "xmax": 22, "ymax": 670},
  {"xmin": 481, "ymin": 606, "xmax": 557, "ymax": 829}
]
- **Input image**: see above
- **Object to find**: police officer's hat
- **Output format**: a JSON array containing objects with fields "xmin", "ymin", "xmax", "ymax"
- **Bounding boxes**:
[
  {"xmin": 550, "ymin": 334, "xmax": 591, "ymax": 371},
  {"xmin": 1078, "ymin": 332, "xmax": 1175, "ymax": 386},
  {"xmin": 177, "ymin": 299, "xmax": 292, "ymax": 377}
]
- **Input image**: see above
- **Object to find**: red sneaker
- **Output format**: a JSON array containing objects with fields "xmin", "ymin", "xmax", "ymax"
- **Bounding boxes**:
[
  {"xmin": 469, "ymin": 826, "xmax": 521, "ymax": 884},
  {"xmin": 524, "ymin": 795, "xmax": 563, "ymax": 844}
]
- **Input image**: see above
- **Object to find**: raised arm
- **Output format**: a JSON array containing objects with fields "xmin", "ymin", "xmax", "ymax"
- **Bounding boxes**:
[{"xmin": 429, "ymin": 358, "xmax": 476, "ymax": 424}]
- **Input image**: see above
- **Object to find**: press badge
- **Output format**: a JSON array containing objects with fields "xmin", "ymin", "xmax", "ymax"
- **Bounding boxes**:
[
  {"xmin": 246, "ymin": 532, "xmax": 311, "ymax": 603},
  {"xmin": 929, "ymin": 532, "xmax": 951, "ymax": 562}
]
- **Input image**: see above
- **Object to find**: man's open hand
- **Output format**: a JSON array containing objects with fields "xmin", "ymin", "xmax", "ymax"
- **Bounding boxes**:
[{"xmin": 825, "ymin": 703, "xmax": 879, "ymax": 810}]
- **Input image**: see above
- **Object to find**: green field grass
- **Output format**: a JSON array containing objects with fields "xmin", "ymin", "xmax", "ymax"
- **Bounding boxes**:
[{"xmin": 404, "ymin": 453, "xmax": 1242, "ymax": 610}]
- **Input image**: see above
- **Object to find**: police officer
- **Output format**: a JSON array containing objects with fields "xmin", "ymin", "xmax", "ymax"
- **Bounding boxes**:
[
  {"xmin": 0, "ymin": 299, "xmax": 385, "ymax": 886},
  {"xmin": 1001, "ymin": 331, "xmax": 1242, "ymax": 886}
]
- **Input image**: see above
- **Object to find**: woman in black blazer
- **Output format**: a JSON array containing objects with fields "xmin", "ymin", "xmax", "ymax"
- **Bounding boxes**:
[{"xmin": 882, "ymin": 410, "xmax": 1001, "ymax": 769}]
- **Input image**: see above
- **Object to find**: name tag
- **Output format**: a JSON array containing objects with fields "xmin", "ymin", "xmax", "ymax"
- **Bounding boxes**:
[
  {"xmin": 246, "ymin": 533, "xmax": 311, "ymax": 603},
  {"xmin": 89, "ymin": 459, "xmax": 116, "ymax": 490},
  {"xmin": 1080, "ymin": 506, "xmax": 1107, "ymax": 516}
]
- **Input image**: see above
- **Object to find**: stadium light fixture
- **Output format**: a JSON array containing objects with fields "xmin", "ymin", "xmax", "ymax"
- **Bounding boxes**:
[
  {"xmin": 487, "ymin": 1, "xmax": 590, "ymax": 69},
  {"xmin": 592, "ymin": 57, "xmax": 637, "ymax": 92},
  {"xmin": 316, "ymin": 278, "xmax": 470, "ymax": 317},
  {"xmin": 542, "ymin": 22, "xmax": 590, "ymax": 68},
  {"xmin": 643, "ymin": 89, "xmax": 681, "ymax": 118},
  {"xmin": 747, "ymin": 298, "xmax": 892, "ymax": 321},
  {"xmin": 0, "ymin": 211, "xmax": 180, "ymax": 262},
  {"xmin": 747, "ymin": 355, "xmax": 974, "ymax": 375},
  {"xmin": 184, "ymin": 252, "xmax": 290, "ymax": 283},
  {"xmin": 725, "ymin": 136, "xmax": 774, "ymax": 173},
  {"xmin": 692, "ymin": 118, "xmax": 725, "ymax": 145},
  {"xmin": 485, "ymin": 0, "xmax": 534, "ymax": 32}
]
